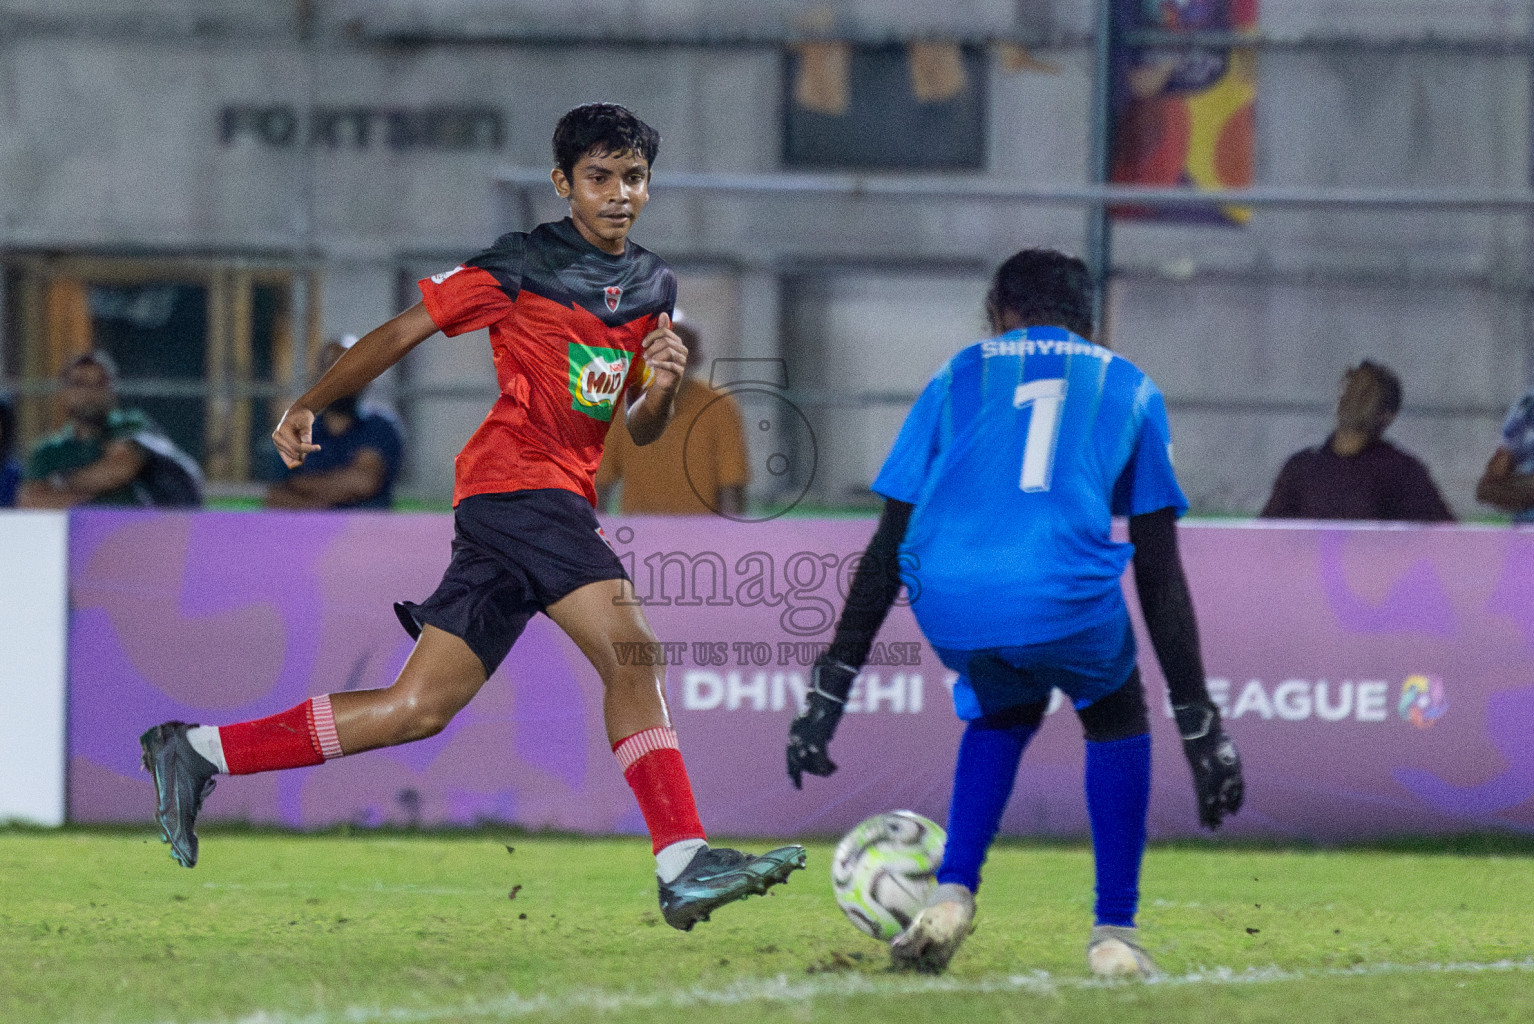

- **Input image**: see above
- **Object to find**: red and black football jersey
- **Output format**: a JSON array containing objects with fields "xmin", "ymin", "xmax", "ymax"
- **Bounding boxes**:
[{"xmin": 418, "ymin": 217, "xmax": 676, "ymax": 506}]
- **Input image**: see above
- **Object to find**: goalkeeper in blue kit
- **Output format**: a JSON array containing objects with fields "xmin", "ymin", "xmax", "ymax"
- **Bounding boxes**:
[{"xmin": 786, "ymin": 250, "xmax": 1243, "ymax": 976}]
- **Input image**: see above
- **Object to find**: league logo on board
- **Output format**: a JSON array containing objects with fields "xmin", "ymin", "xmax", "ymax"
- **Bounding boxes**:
[
  {"xmin": 1398, "ymin": 674, "xmax": 1447, "ymax": 729},
  {"xmin": 605, "ymin": 285, "xmax": 623, "ymax": 313}
]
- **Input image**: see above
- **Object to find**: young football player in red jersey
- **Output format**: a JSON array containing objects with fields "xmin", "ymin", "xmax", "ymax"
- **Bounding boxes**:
[{"xmin": 140, "ymin": 103, "xmax": 805, "ymax": 930}]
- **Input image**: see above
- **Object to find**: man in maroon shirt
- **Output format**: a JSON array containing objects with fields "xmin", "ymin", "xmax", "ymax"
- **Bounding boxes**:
[{"xmin": 1260, "ymin": 361, "xmax": 1454, "ymax": 522}]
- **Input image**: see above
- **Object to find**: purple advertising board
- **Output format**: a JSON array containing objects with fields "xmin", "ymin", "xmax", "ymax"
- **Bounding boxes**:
[{"xmin": 68, "ymin": 510, "xmax": 1534, "ymax": 841}]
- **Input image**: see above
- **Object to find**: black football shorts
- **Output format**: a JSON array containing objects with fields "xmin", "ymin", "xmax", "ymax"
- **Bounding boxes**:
[{"xmin": 394, "ymin": 488, "xmax": 628, "ymax": 675}]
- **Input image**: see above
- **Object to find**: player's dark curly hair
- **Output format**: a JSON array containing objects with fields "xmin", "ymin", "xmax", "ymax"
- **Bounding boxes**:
[
  {"xmin": 986, "ymin": 249, "xmax": 1095, "ymax": 340},
  {"xmin": 552, "ymin": 103, "xmax": 661, "ymax": 181}
]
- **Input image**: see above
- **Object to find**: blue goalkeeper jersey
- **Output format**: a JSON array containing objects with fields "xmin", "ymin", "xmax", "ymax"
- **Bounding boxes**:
[{"xmin": 871, "ymin": 326, "xmax": 1188, "ymax": 649}]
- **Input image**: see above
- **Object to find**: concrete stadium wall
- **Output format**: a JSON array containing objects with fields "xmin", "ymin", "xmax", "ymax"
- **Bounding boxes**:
[{"xmin": 0, "ymin": 1, "xmax": 1529, "ymax": 514}]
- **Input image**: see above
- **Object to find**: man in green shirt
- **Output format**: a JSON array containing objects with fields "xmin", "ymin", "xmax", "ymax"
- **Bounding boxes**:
[{"xmin": 19, "ymin": 351, "xmax": 194, "ymax": 508}]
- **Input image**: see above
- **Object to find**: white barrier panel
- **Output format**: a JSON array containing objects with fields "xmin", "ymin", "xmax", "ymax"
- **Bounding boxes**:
[{"xmin": 0, "ymin": 511, "xmax": 68, "ymax": 825}]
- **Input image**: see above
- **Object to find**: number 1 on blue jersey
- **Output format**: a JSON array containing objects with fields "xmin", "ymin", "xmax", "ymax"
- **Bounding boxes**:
[{"xmin": 1013, "ymin": 378, "xmax": 1068, "ymax": 492}]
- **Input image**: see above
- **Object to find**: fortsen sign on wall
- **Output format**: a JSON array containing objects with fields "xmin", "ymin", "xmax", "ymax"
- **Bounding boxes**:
[{"xmin": 220, "ymin": 105, "xmax": 505, "ymax": 151}]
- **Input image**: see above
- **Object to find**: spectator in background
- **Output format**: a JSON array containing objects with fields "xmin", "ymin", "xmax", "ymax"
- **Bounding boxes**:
[
  {"xmin": 265, "ymin": 336, "xmax": 404, "ymax": 510},
  {"xmin": 1260, "ymin": 360, "xmax": 1454, "ymax": 522},
  {"xmin": 0, "ymin": 393, "xmax": 21, "ymax": 507},
  {"xmin": 19, "ymin": 351, "xmax": 202, "ymax": 508},
  {"xmin": 1476, "ymin": 385, "xmax": 1534, "ymax": 522},
  {"xmin": 596, "ymin": 318, "xmax": 749, "ymax": 515}
]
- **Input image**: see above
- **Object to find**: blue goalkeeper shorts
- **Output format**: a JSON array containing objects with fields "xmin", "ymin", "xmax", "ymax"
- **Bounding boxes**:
[{"xmin": 934, "ymin": 612, "xmax": 1137, "ymax": 721}]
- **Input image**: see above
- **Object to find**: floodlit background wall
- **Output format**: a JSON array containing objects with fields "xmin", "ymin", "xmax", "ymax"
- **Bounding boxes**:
[{"xmin": 0, "ymin": 0, "xmax": 1530, "ymax": 515}]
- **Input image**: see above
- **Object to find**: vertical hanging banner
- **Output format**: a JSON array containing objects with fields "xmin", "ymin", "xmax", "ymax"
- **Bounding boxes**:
[{"xmin": 1110, "ymin": 0, "xmax": 1258, "ymax": 224}]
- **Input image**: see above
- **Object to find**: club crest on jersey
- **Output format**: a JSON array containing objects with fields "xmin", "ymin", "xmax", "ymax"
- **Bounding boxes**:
[
  {"xmin": 568, "ymin": 344, "xmax": 632, "ymax": 421},
  {"xmin": 604, "ymin": 285, "xmax": 623, "ymax": 313}
]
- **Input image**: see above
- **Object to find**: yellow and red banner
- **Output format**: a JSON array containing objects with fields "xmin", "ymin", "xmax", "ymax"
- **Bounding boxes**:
[{"xmin": 1110, "ymin": 0, "xmax": 1258, "ymax": 224}]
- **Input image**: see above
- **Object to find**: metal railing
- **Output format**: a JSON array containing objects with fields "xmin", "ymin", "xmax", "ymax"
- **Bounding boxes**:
[
  {"xmin": 8, "ymin": 9, "xmax": 1530, "ymax": 53},
  {"xmin": 496, "ymin": 167, "xmax": 1534, "ymax": 213}
]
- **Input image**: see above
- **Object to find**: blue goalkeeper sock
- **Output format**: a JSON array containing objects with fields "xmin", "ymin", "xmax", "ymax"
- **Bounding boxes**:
[
  {"xmin": 1084, "ymin": 733, "xmax": 1151, "ymax": 927},
  {"xmin": 935, "ymin": 717, "xmax": 1036, "ymax": 892}
]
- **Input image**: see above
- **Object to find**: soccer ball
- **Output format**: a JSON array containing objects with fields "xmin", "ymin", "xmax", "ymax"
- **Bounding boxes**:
[{"xmin": 831, "ymin": 810, "xmax": 946, "ymax": 940}]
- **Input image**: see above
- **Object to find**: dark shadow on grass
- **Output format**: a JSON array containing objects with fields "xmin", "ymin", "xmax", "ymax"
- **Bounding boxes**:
[
  {"xmin": 0, "ymin": 820, "xmax": 633, "ymax": 845},
  {"xmin": 8, "ymin": 823, "xmax": 1534, "ymax": 857},
  {"xmin": 987, "ymin": 831, "xmax": 1534, "ymax": 858}
]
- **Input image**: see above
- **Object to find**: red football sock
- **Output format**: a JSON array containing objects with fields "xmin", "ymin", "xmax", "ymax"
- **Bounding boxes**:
[
  {"xmin": 613, "ymin": 726, "xmax": 707, "ymax": 853},
  {"xmin": 220, "ymin": 695, "xmax": 344, "ymax": 776}
]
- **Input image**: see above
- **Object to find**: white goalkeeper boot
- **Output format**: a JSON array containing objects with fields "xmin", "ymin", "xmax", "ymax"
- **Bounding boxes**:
[
  {"xmin": 1087, "ymin": 924, "xmax": 1158, "ymax": 979},
  {"xmin": 890, "ymin": 883, "xmax": 976, "ymax": 973}
]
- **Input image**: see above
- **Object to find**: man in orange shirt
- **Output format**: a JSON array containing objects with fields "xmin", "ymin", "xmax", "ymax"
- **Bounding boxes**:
[{"xmin": 596, "ymin": 319, "xmax": 750, "ymax": 516}]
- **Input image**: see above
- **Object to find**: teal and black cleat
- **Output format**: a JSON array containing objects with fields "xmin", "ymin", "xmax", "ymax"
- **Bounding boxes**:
[
  {"xmin": 139, "ymin": 722, "xmax": 218, "ymax": 868},
  {"xmin": 658, "ymin": 844, "xmax": 808, "ymax": 931}
]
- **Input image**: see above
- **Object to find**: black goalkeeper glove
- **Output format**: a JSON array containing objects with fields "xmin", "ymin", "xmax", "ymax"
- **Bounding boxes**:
[
  {"xmin": 787, "ymin": 658, "xmax": 858, "ymax": 789},
  {"xmin": 1174, "ymin": 701, "xmax": 1244, "ymax": 830}
]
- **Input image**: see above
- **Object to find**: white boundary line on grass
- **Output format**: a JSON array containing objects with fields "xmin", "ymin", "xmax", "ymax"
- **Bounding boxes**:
[{"xmin": 190, "ymin": 957, "xmax": 1534, "ymax": 1024}]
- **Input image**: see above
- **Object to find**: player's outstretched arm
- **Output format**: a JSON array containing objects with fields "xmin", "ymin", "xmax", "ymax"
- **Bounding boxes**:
[
  {"xmin": 1128, "ymin": 507, "xmax": 1244, "ymax": 829},
  {"xmin": 624, "ymin": 312, "xmax": 687, "ymax": 446},
  {"xmin": 273, "ymin": 303, "xmax": 438, "ymax": 469},
  {"xmin": 787, "ymin": 498, "xmax": 913, "ymax": 788}
]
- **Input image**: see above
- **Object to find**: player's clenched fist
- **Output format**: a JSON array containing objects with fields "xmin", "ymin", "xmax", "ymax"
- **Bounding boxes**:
[
  {"xmin": 272, "ymin": 405, "xmax": 321, "ymax": 469},
  {"xmin": 641, "ymin": 312, "xmax": 687, "ymax": 396}
]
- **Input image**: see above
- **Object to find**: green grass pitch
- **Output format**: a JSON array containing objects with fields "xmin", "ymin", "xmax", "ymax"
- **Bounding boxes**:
[{"xmin": 3, "ymin": 827, "xmax": 1532, "ymax": 1024}]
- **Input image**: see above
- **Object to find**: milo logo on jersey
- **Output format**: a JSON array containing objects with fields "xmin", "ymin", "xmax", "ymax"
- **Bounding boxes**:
[{"xmin": 568, "ymin": 344, "xmax": 632, "ymax": 421}]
